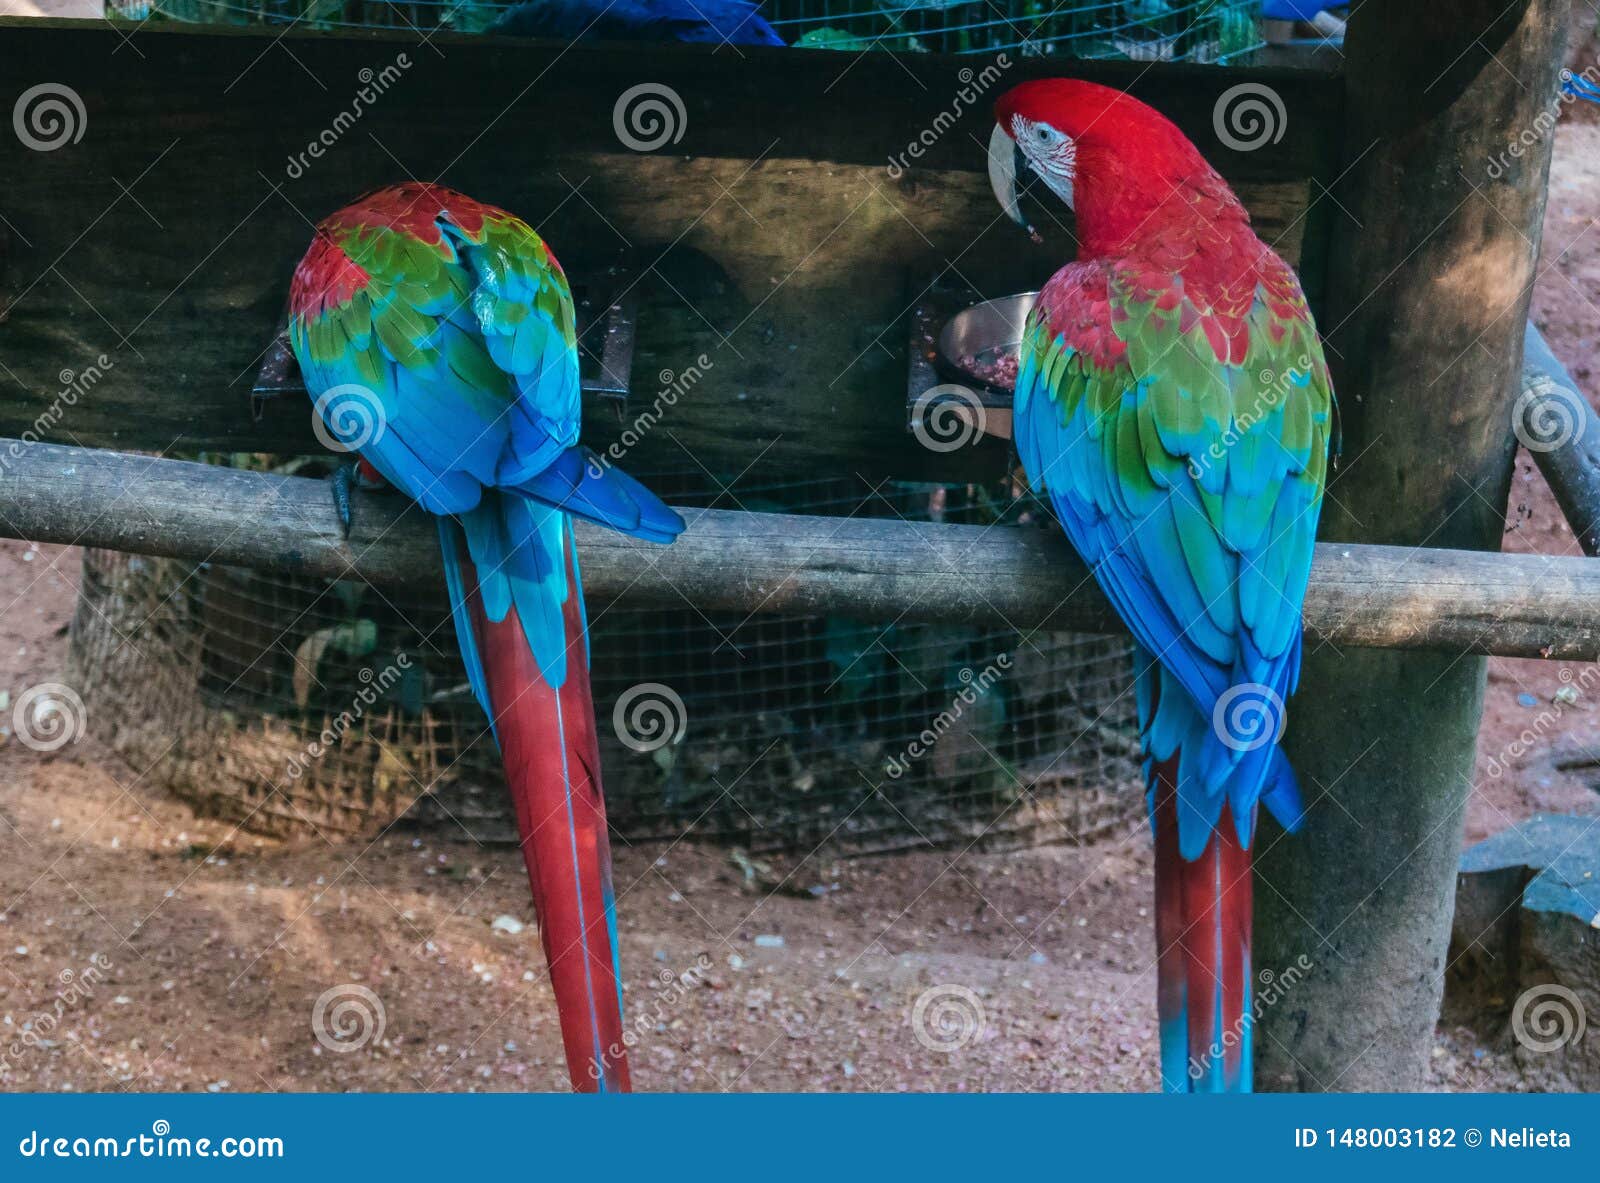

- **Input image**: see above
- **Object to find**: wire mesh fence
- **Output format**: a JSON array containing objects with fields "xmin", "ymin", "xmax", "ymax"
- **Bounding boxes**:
[
  {"xmin": 69, "ymin": 467, "xmax": 1144, "ymax": 855},
  {"xmin": 107, "ymin": 0, "xmax": 1262, "ymax": 61}
]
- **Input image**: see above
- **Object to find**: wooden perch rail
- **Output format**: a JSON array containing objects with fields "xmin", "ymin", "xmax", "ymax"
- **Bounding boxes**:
[{"xmin": 2, "ymin": 440, "xmax": 1597, "ymax": 660}]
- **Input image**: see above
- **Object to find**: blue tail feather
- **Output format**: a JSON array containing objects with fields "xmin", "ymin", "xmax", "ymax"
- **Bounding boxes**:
[{"xmin": 511, "ymin": 446, "xmax": 686, "ymax": 544}]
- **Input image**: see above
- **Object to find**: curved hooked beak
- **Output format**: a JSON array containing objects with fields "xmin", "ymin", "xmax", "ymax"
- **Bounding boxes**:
[{"xmin": 987, "ymin": 123, "xmax": 1042, "ymax": 245}]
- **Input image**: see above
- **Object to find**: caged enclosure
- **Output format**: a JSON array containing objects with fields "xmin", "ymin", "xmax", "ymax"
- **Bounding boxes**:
[
  {"xmin": 108, "ymin": 0, "xmax": 1263, "ymax": 60},
  {"xmin": 4, "ymin": 0, "xmax": 1576, "ymax": 1092},
  {"xmin": 60, "ymin": 0, "xmax": 1230, "ymax": 856},
  {"xmin": 70, "ymin": 466, "xmax": 1145, "ymax": 854}
]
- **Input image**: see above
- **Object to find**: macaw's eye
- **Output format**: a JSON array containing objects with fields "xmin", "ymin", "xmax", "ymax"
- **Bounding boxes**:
[{"xmin": 1035, "ymin": 126, "xmax": 1053, "ymax": 144}]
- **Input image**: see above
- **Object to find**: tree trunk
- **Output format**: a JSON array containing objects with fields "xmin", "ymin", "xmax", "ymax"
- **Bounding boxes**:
[{"xmin": 1254, "ymin": 0, "xmax": 1570, "ymax": 1090}]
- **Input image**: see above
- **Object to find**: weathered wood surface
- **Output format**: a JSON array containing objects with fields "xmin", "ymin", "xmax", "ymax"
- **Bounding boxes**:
[
  {"xmin": 3, "ymin": 439, "xmax": 1598, "ymax": 660},
  {"xmin": 1521, "ymin": 322, "xmax": 1600, "ymax": 556},
  {"xmin": 0, "ymin": 19, "xmax": 1339, "ymax": 478},
  {"xmin": 1256, "ymin": 0, "xmax": 1571, "ymax": 1094}
]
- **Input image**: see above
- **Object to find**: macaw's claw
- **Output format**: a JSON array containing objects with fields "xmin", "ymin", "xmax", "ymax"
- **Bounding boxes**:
[{"xmin": 330, "ymin": 462, "xmax": 356, "ymax": 540}]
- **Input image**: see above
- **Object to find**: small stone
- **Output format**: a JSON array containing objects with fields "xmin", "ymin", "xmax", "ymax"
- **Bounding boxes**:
[
  {"xmin": 754, "ymin": 934, "xmax": 784, "ymax": 949},
  {"xmin": 490, "ymin": 915, "xmax": 524, "ymax": 936},
  {"xmin": 1517, "ymin": 692, "xmax": 1538, "ymax": 707}
]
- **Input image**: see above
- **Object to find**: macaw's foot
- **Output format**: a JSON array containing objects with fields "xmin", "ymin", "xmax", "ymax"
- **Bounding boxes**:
[
  {"xmin": 330, "ymin": 462, "xmax": 357, "ymax": 540},
  {"xmin": 329, "ymin": 459, "xmax": 388, "ymax": 539}
]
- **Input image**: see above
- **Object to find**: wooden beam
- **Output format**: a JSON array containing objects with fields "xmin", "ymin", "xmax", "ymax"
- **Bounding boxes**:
[
  {"xmin": 0, "ymin": 19, "xmax": 1341, "ymax": 477},
  {"xmin": 1255, "ymin": 0, "xmax": 1572, "ymax": 1094},
  {"xmin": 1521, "ymin": 322, "xmax": 1600, "ymax": 556},
  {"xmin": 2, "ymin": 439, "xmax": 1597, "ymax": 660}
]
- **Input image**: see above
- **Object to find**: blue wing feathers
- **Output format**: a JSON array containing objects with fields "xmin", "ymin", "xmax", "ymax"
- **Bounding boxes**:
[
  {"xmin": 1016, "ymin": 332, "xmax": 1313, "ymax": 855},
  {"xmin": 303, "ymin": 218, "xmax": 684, "ymax": 707}
]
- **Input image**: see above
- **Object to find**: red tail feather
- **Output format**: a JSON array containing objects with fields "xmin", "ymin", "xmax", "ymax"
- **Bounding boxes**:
[
  {"xmin": 461, "ymin": 542, "xmax": 629, "ymax": 1093},
  {"xmin": 1153, "ymin": 758, "xmax": 1253, "ymax": 1093}
]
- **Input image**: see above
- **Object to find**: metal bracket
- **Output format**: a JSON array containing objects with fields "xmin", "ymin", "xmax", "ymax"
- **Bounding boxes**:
[{"xmin": 905, "ymin": 278, "xmax": 1020, "ymax": 445}]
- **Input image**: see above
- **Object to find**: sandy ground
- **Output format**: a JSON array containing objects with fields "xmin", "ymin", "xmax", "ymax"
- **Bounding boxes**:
[{"xmin": 2, "ymin": 117, "xmax": 1599, "ymax": 1100}]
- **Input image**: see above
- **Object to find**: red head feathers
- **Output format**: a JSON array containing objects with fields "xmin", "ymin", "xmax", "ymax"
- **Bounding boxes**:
[{"xmin": 990, "ymin": 79, "xmax": 1251, "ymax": 260}]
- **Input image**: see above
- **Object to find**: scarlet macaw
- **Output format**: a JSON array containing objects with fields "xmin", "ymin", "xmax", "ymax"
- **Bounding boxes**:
[
  {"xmin": 288, "ymin": 184, "xmax": 684, "ymax": 1092},
  {"xmin": 987, "ymin": 81, "xmax": 1332, "ymax": 1092}
]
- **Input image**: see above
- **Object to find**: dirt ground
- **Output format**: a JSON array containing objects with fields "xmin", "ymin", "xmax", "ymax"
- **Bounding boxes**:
[{"xmin": 3, "ymin": 118, "xmax": 1600, "ymax": 1100}]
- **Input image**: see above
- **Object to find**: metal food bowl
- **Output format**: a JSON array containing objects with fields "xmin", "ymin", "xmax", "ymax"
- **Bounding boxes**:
[{"xmin": 936, "ymin": 291, "xmax": 1038, "ymax": 394}]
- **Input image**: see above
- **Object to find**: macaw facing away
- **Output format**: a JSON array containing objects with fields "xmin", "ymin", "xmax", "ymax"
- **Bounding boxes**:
[
  {"xmin": 988, "ymin": 82, "xmax": 1332, "ymax": 1092},
  {"xmin": 289, "ymin": 184, "xmax": 684, "ymax": 1091}
]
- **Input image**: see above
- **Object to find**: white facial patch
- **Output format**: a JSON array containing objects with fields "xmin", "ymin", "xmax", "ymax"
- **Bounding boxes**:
[{"xmin": 1012, "ymin": 114, "xmax": 1076, "ymax": 210}]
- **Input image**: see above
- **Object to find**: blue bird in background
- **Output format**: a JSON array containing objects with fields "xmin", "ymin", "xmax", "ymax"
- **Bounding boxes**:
[{"xmin": 491, "ymin": 0, "xmax": 785, "ymax": 45}]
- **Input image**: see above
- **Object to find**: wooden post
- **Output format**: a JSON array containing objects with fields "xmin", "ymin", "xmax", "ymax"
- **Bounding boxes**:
[{"xmin": 1254, "ymin": 0, "xmax": 1571, "ymax": 1090}]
